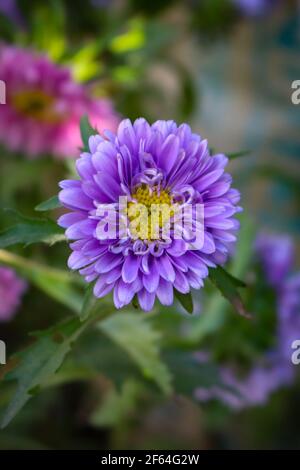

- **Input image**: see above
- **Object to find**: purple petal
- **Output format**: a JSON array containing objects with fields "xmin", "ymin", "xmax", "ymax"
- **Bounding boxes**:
[
  {"xmin": 94, "ymin": 277, "xmax": 114, "ymax": 298},
  {"xmin": 155, "ymin": 255, "xmax": 175, "ymax": 282},
  {"xmin": 143, "ymin": 270, "xmax": 160, "ymax": 293},
  {"xmin": 174, "ymin": 270, "xmax": 190, "ymax": 293},
  {"xmin": 95, "ymin": 252, "xmax": 123, "ymax": 273},
  {"xmin": 116, "ymin": 279, "xmax": 135, "ymax": 305},
  {"xmin": 59, "ymin": 187, "xmax": 93, "ymax": 211},
  {"xmin": 157, "ymin": 279, "xmax": 174, "ymax": 305},
  {"xmin": 157, "ymin": 134, "xmax": 180, "ymax": 174},
  {"xmin": 122, "ymin": 254, "xmax": 140, "ymax": 283},
  {"xmin": 58, "ymin": 212, "xmax": 85, "ymax": 228},
  {"xmin": 68, "ymin": 251, "xmax": 91, "ymax": 270},
  {"xmin": 138, "ymin": 289, "xmax": 156, "ymax": 311}
]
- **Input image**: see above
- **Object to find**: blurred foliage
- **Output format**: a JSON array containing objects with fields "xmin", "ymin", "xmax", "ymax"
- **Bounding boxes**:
[
  {"xmin": 191, "ymin": 0, "xmax": 238, "ymax": 40},
  {"xmin": 0, "ymin": 0, "xmax": 299, "ymax": 451}
]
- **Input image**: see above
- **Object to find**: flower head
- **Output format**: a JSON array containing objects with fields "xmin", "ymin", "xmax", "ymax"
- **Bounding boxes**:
[
  {"xmin": 0, "ymin": 45, "xmax": 119, "ymax": 158},
  {"xmin": 0, "ymin": 266, "xmax": 27, "ymax": 322},
  {"xmin": 59, "ymin": 118, "xmax": 241, "ymax": 311}
]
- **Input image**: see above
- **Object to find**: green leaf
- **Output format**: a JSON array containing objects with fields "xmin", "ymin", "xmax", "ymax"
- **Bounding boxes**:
[
  {"xmin": 35, "ymin": 196, "xmax": 61, "ymax": 212},
  {"xmin": 230, "ymin": 215, "xmax": 256, "ymax": 279},
  {"xmin": 31, "ymin": 0, "xmax": 66, "ymax": 61},
  {"xmin": 110, "ymin": 18, "xmax": 145, "ymax": 54},
  {"xmin": 80, "ymin": 283, "xmax": 96, "ymax": 321},
  {"xmin": 68, "ymin": 42, "xmax": 102, "ymax": 82},
  {"xmin": 80, "ymin": 115, "xmax": 97, "ymax": 152},
  {"xmin": 1, "ymin": 317, "xmax": 87, "ymax": 429},
  {"xmin": 0, "ymin": 250, "xmax": 83, "ymax": 313},
  {"xmin": 98, "ymin": 313, "xmax": 172, "ymax": 394},
  {"xmin": 72, "ymin": 330, "xmax": 144, "ymax": 388},
  {"xmin": 208, "ymin": 266, "xmax": 251, "ymax": 318},
  {"xmin": 90, "ymin": 380, "xmax": 142, "ymax": 428},
  {"xmin": 80, "ymin": 283, "xmax": 110, "ymax": 321},
  {"xmin": 164, "ymin": 351, "xmax": 234, "ymax": 398},
  {"xmin": 227, "ymin": 150, "xmax": 251, "ymax": 160},
  {"xmin": 0, "ymin": 213, "xmax": 65, "ymax": 248},
  {"xmin": 174, "ymin": 290, "xmax": 193, "ymax": 314}
]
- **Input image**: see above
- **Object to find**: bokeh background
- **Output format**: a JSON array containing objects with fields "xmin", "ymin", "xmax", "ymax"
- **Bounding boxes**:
[{"xmin": 0, "ymin": 0, "xmax": 300, "ymax": 450}]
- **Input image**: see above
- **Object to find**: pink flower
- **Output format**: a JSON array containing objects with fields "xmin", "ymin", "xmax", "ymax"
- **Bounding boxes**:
[
  {"xmin": 0, "ymin": 266, "xmax": 27, "ymax": 322},
  {"xmin": 0, "ymin": 45, "xmax": 120, "ymax": 158}
]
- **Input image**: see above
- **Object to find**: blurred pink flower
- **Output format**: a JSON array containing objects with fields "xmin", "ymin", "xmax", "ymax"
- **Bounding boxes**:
[
  {"xmin": 0, "ymin": 266, "xmax": 27, "ymax": 322},
  {"xmin": 0, "ymin": 45, "xmax": 120, "ymax": 158}
]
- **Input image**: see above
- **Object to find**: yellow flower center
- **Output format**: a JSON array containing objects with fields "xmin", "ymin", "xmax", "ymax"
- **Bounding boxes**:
[
  {"xmin": 11, "ymin": 89, "xmax": 63, "ymax": 123},
  {"xmin": 127, "ymin": 185, "xmax": 175, "ymax": 241}
]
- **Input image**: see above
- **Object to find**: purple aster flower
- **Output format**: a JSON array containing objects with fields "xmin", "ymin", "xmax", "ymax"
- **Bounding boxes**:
[
  {"xmin": 195, "ymin": 233, "xmax": 300, "ymax": 410},
  {"xmin": 58, "ymin": 118, "xmax": 241, "ymax": 311},
  {"xmin": 0, "ymin": 45, "xmax": 120, "ymax": 158},
  {"xmin": 0, "ymin": 266, "xmax": 27, "ymax": 322}
]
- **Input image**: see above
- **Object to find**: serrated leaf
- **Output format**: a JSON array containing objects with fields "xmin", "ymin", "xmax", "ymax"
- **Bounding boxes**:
[
  {"xmin": 0, "ymin": 213, "xmax": 65, "ymax": 247},
  {"xmin": 35, "ymin": 196, "xmax": 61, "ymax": 212},
  {"xmin": 90, "ymin": 380, "xmax": 142, "ymax": 428},
  {"xmin": 80, "ymin": 283, "xmax": 108, "ymax": 321},
  {"xmin": 80, "ymin": 115, "xmax": 97, "ymax": 152},
  {"xmin": 208, "ymin": 266, "xmax": 251, "ymax": 318},
  {"xmin": 72, "ymin": 330, "xmax": 143, "ymax": 388},
  {"xmin": 80, "ymin": 283, "xmax": 112, "ymax": 321},
  {"xmin": 0, "ymin": 250, "xmax": 83, "ymax": 313},
  {"xmin": 174, "ymin": 290, "xmax": 193, "ymax": 314},
  {"xmin": 1, "ymin": 317, "xmax": 87, "ymax": 429},
  {"xmin": 213, "ymin": 266, "xmax": 246, "ymax": 288},
  {"xmin": 98, "ymin": 313, "xmax": 172, "ymax": 394}
]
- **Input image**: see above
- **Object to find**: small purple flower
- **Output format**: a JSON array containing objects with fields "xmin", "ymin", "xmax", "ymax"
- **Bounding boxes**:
[
  {"xmin": 195, "ymin": 233, "xmax": 300, "ymax": 410},
  {"xmin": 255, "ymin": 233, "xmax": 294, "ymax": 287},
  {"xmin": 195, "ymin": 360, "xmax": 293, "ymax": 410},
  {"xmin": 90, "ymin": 0, "xmax": 112, "ymax": 7},
  {"xmin": 0, "ymin": 0, "xmax": 24, "ymax": 26},
  {"xmin": 0, "ymin": 266, "xmax": 27, "ymax": 322},
  {"xmin": 59, "ymin": 118, "xmax": 241, "ymax": 311},
  {"xmin": 232, "ymin": 0, "xmax": 278, "ymax": 17},
  {"xmin": 278, "ymin": 273, "xmax": 300, "ymax": 361}
]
